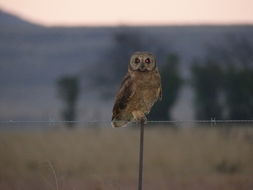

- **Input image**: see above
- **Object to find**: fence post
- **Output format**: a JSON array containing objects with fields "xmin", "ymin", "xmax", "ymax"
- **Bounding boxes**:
[{"xmin": 138, "ymin": 120, "xmax": 145, "ymax": 190}]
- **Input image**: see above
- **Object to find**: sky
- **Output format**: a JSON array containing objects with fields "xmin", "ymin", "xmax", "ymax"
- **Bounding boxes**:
[{"xmin": 0, "ymin": 0, "xmax": 253, "ymax": 26}]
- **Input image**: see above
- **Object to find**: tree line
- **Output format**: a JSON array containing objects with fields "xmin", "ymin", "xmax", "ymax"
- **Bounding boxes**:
[{"xmin": 56, "ymin": 31, "xmax": 253, "ymax": 126}]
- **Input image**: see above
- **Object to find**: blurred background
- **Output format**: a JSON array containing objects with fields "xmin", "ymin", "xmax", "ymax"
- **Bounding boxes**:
[
  {"xmin": 0, "ymin": 0, "xmax": 253, "ymax": 189},
  {"xmin": 1, "ymin": 0, "xmax": 253, "ymax": 122}
]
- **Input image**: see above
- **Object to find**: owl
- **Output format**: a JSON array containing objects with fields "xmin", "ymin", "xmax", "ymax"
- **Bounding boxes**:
[{"xmin": 111, "ymin": 52, "xmax": 162, "ymax": 127}]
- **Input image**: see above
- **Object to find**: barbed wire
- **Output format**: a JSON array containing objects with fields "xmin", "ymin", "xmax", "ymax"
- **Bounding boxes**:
[
  {"xmin": 0, "ymin": 119, "xmax": 253, "ymax": 128},
  {"xmin": 1, "ymin": 119, "xmax": 253, "ymax": 123}
]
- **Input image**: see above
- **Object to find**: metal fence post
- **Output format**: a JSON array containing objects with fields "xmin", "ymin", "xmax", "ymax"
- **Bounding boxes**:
[{"xmin": 138, "ymin": 120, "xmax": 145, "ymax": 190}]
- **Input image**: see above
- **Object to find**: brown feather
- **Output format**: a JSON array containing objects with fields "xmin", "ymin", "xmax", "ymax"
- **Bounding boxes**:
[
  {"xmin": 112, "ymin": 73, "xmax": 135, "ymax": 122},
  {"xmin": 158, "ymin": 87, "xmax": 162, "ymax": 100},
  {"xmin": 154, "ymin": 69, "xmax": 162, "ymax": 100}
]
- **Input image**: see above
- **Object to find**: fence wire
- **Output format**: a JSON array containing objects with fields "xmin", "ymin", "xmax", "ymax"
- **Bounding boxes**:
[{"xmin": 0, "ymin": 119, "xmax": 253, "ymax": 128}]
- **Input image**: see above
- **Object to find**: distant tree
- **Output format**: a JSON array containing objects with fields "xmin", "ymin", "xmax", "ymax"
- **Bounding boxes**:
[
  {"xmin": 191, "ymin": 60, "xmax": 224, "ymax": 120},
  {"xmin": 191, "ymin": 36, "xmax": 253, "ymax": 120},
  {"xmin": 224, "ymin": 65, "xmax": 253, "ymax": 119},
  {"xmin": 149, "ymin": 53, "xmax": 183, "ymax": 120},
  {"xmin": 208, "ymin": 36, "xmax": 253, "ymax": 119},
  {"xmin": 57, "ymin": 75, "xmax": 80, "ymax": 127}
]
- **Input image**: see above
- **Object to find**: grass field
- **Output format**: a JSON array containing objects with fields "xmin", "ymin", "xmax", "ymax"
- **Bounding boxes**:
[{"xmin": 0, "ymin": 125, "xmax": 253, "ymax": 190}]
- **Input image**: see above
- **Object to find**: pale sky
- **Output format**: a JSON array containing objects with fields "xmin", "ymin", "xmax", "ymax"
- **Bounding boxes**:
[{"xmin": 0, "ymin": 0, "xmax": 253, "ymax": 26}]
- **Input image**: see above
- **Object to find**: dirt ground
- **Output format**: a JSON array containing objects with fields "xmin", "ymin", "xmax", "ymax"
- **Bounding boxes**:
[{"xmin": 0, "ymin": 126, "xmax": 253, "ymax": 189}]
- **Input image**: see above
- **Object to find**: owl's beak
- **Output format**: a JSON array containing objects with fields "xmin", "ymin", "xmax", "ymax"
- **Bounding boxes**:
[
  {"xmin": 140, "ymin": 64, "xmax": 145, "ymax": 70},
  {"xmin": 139, "ymin": 64, "xmax": 146, "ymax": 72}
]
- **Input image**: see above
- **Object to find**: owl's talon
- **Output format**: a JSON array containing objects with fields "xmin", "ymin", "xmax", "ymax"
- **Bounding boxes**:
[
  {"xmin": 132, "ymin": 116, "xmax": 147, "ymax": 125},
  {"xmin": 140, "ymin": 116, "xmax": 147, "ymax": 125},
  {"xmin": 132, "ymin": 111, "xmax": 148, "ymax": 125}
]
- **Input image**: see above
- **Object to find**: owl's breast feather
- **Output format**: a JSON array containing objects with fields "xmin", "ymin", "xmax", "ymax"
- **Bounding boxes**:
[
  {"xmin": 128, "ymin": 69, "xmax": 161, "ymax": 112},
  {"xmin": 136, "ymin": 77, "xmax": 160, "ymax": 112}
]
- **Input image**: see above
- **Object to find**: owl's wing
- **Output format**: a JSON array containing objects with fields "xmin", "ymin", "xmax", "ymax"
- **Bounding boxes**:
[
  {"xmin": 158, "ymin": 87, "xmax": 162, "ymax": 100},
  {"xmin": 112, "ymin": 73, "xmax": 135, "ymax": 121},
  {"xmin": 157, "ymin": 70, "xmax": 162, "ymax": 100}
]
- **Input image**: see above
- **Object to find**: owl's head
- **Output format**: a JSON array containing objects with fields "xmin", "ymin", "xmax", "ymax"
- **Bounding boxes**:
[{"xmin": 129, "ymin": 52, "xmax": 156, "ymax": 72}]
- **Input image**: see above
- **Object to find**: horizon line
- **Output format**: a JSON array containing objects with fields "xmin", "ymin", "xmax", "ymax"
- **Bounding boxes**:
[{"xmin": 2, "ymin": 9, "xmax": 253, "ymax": 28}]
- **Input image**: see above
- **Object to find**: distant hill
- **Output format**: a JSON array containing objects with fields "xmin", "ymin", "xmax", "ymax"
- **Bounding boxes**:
[
  {"xmin": 0, "ymin": 10, "xmax": 253, "ymax": 121},
  {"xmin": 0, "ymin": 10, "xmax": 39, "ymax": 28}
]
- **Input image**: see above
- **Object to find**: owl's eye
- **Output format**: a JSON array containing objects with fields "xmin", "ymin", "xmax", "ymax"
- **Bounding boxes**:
[
  {"xmin": 145, "ymin": 58, "xmax": 151, "ymax": 64},
  {"xmin": 135, "ymin": 58, "xmax": 140, "ymax": 64}
]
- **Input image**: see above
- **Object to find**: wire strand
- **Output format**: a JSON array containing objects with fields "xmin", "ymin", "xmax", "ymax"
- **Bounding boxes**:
[
  {"xmin": 0, "ymin": 119, "xmax": 253, "ymax": 128},
  {"xmin": 1, "ymin": 119, "xmax": 253, "ymax": 123}
]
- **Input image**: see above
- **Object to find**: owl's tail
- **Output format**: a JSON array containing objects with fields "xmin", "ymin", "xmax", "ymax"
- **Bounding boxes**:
[
  {"xmin": 111, "ymin": 119, "xmax": 129, "ymax": 128},
  {"xmin": 111, "ymin": 113, "xmax": 133, "ymax": 128}
]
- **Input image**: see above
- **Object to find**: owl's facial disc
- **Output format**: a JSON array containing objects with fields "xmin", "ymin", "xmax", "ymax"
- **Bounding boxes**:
[{"xmin": 130, "ymin": 53, "xmax": 156, "ymax": 72}]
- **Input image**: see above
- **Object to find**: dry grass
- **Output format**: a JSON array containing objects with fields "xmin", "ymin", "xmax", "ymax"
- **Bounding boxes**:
[{"xmin": 0, "ymin": 125, "xmax": 253, "ymax": 189}]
